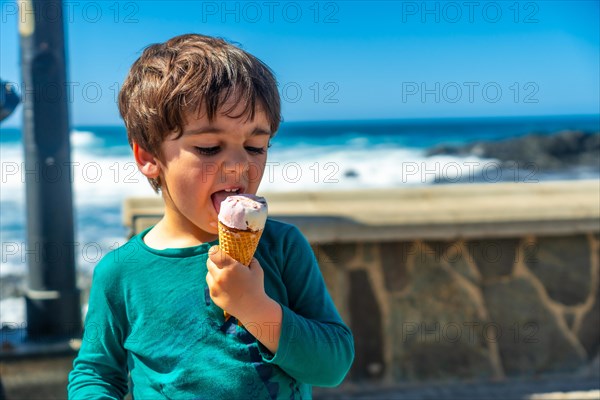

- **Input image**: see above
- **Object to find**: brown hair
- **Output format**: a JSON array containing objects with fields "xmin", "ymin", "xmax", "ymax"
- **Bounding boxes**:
[{"xmin": 118, "ymin": 33, "xmax": 281, "ymax": 192}]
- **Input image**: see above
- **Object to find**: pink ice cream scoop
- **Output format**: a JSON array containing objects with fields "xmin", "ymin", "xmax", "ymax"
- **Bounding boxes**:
[{"xmin": 218, "ymin": 194, "xmax": 268, "ymax": 232}]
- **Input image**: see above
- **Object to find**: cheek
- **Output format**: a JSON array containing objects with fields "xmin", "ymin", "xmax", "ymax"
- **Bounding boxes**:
[
  {"xmin": 247, "ymin": 159, "xmax": 266, "ymax": 183},
  {"xmin": 169, "ymin": 165, "xmax": 211, "ymax": 195}
]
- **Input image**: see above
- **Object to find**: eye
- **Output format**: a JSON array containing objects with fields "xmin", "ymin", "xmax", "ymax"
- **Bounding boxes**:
[
  {"xmin": 245, "ymin": 146, "xmax": 267, "ymax": 155},
  {"xmin": 194, "ymin": 146, "xmax": 220, "ymax": 156}
]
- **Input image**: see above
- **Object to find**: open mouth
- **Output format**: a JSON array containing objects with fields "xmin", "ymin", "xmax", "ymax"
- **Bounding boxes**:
[{"xmin": 211, "ymin": 187, "xmax": 243, "ymax": 214}]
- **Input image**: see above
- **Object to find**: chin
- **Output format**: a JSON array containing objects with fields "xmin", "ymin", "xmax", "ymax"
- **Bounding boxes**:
[{"xmin": 204, "ymin": 221, "xmax": 219, "ymax": 234}]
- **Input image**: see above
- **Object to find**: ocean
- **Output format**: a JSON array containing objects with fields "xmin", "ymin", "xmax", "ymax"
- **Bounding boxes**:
[{"xmin": 1, "ymin": 115, "xmax": 599, "ymax": 324}]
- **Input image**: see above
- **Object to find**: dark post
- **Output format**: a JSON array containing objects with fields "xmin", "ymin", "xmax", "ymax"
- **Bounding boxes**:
[{"xmin": 19, "ymin": 0, "xmax": 81, "ymax": 338}]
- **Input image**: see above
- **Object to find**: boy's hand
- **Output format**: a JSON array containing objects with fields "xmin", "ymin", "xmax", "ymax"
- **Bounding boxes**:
[{"xmin": 206, "ymin": 246, "xmax": 268, "ymax": 321}]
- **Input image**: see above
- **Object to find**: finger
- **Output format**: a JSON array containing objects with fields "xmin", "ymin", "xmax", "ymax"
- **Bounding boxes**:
[
  {"xmin": 208, "ymin": 245, "xmax": 228, "ymax": 263},
  {"xmin": 208, "ymin": 245, "xmax": 219, "ymax": 256},
  {"xmin": 207, "ymin": 249, "xmax": 231, "ymax": 270},
  {"xmin": 209, "ymin": 246, "xmax": 238, "ymax": 268},
  {"xmin": 205, "ymin": 272, "xmax": 220, "ymax": 298},
  {"xmin": 205, "ymin": 270, "xmax": 214, "ymax": 288},
  {"xmin": 206, "ymin": 257, "xmax": 218, "ymax": 273}
]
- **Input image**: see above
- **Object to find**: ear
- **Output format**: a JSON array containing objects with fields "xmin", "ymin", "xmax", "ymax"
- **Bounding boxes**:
[{"xmin": 133, "ymin": 142, "xmax": 160, "ymax": 179}]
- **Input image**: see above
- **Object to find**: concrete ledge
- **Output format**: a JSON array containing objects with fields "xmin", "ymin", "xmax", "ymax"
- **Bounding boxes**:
[{"xmin": 123, "ymin": 180, "xmax": 600, "ymax": 241}]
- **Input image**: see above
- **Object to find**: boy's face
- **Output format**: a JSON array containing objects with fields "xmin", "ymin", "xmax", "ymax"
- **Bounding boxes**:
[{"xmin": 152, "ymin": 103, "xmax": 271, "ymax": 241}]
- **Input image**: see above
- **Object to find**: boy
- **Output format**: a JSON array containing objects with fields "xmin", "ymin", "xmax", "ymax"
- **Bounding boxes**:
[{"xmin": 68, "ymin": 34, "xmax": 354, "ymax": 399}]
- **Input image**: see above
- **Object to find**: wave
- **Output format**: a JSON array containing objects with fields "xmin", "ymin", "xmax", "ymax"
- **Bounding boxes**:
[
  {"xmin": 0, "ymin": 297, "xmax": 25, "ymax": 325},
  {"xmin": 1, "ymin": 137, "xmax": 497, "ymax": 202},
  {"xmin": 0, "ymin": 141, "xmax": 156, "ymax": 205},
  {"xmin": 70, "ymin": 129, "xmax": 104, "ymax": 148},
  {"xmin": 260, "ymin": 144, "xmax": 500, "ymax": 191}
]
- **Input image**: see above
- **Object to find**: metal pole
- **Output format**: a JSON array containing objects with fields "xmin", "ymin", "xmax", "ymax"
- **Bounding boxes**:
[{"xmin": 19, "ymin": 0, "xmax": 81, "ymax": 338}]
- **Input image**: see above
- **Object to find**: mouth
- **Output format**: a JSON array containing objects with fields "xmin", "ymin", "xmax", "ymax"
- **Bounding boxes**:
[{"xmin": 211, "ymin": 187, "xmax": 244, "ymax": 215}]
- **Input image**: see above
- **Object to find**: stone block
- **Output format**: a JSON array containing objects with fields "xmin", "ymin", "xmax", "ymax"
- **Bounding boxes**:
[
  {"xmin": 311, "ymin": 244, "xmax": 342, "ymax": 305},
  {"xmin": 525, "ymin": 236, "xmax": 592, "ymax": 306},
  {"xmin": 380, "ymin": 242, "xmax": 413, "ymax": 292},
  {"xmin": 312, "ymin": 244, "xmax": 337, "ymax": 273},
  {"xmin": 315, "ymin": 243, "xmax": 357, "ymax": 269},
  {"xmin": 483, "ymin": 277, "xmax": 585, "ymax": 374},
  {"xmin": 577, "ymin": 292, "xmax": 600, "ymax": 359},
  {"xmin": 361, "ymin": 243, "xmax": 378, "ymax": 266},
  {"xmin": 391, "ymin": 243, "xmax": 497, "ymax": 380},
  {"xmin": 427, "ymin": 241, "xmax": 481, "ymax": 284},
  {"xmin": 348, "ymin": 270, "xmax": 385, "ymax": 380},
  {"xmin": 467, "ymin": 239, "xmax": 519, "ymax": 281}
]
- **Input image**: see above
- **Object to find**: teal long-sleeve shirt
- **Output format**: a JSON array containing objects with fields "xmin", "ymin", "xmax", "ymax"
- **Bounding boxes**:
[{"xmin": 68, "ymin": 219, "xmax": 354, "ymax": 399}]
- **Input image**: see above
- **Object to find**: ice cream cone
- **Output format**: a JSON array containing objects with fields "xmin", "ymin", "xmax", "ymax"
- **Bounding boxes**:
[
  {"xmin": 215, "ymin": 194, "xmax": 268, "ymax": 326},
  {"xmin": 218, "ymin": 222, "xmax": 263, "ymax": 267},
  {"xmin": 219, "ymin": 223, "xmax": 263, "ymax": 325}
]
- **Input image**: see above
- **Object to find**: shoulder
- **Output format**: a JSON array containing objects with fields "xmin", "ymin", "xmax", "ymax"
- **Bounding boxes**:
[
  {"xmin": 91, "ymin": 232, "xmax": 146, "ymax": 285},
  {"xmin": 264, "ymin": 218, "xmax": 297, "ymax": 236},
  {"xmin": 262, "ymin": 218, "xmax": 309, "ymax": 248},
  {"xmin": 259, "ymin": 218, "xmax": 315, "ymax": 272}
]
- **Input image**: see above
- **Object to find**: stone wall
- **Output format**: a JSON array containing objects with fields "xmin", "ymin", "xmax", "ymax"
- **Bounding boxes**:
[{"xmin": 313, "ymin": 233, "xmax": 599, "ymax": 383}]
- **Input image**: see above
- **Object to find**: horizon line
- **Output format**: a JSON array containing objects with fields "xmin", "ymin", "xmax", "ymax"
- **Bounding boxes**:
[{"xmin": 1, "ymin": 113, "xmax": 599, "ymax": 130}]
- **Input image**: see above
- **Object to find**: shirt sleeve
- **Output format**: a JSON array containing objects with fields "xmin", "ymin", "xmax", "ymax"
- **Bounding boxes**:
[
  {"xmin": 258, "ymin": 224, "xmax": 355, "ymax": 387},
  {"xmin": 68, "ymin": 256, "xmax": 129, "ymax": 399}
]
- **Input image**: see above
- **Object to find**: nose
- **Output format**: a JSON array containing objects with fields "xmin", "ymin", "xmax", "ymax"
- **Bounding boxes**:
[{"xmin": 222, "ymin": 148, "xmax": 249, "ymax": 182}]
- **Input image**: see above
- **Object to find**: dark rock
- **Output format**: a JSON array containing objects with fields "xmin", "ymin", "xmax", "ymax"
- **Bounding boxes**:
[
  {"xmin": 426, "ymin": 131, "xmax": 600, "ymax": 171},
  {"xmin": 525, "ymin": 236, "xmax": 591, "ymax": 306},
  {"xmin": 466, "ymin": 239, "xmax": 519, "ymax": 282},
  {"xmin": 344, "ymin": 169, "xmax": 359, "ymax": 178},
  {"xmin": 349, "ymin": 270, "xmax": 385, "ymax": 380},
  {"xmin": 483, "ymin": 277, "xmax": 585, "ymax": 374}
]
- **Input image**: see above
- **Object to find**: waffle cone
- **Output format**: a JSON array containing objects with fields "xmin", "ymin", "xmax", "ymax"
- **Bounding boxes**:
[
  {"xmin": 218, "ymin": 221, "xmax": 263, "ymax": 266},
  {"xmin": 218, "ymin": 221, "xmax": 263, "ymax": 325}
]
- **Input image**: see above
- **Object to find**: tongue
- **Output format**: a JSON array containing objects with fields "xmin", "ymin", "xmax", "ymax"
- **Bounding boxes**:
[{"xmin": 212, "ymin": 191, "xmax": 233, "ymax": 215}]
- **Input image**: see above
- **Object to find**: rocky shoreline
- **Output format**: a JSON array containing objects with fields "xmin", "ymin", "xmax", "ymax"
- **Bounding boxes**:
[
  {"xmin": 425, "ymin": 130, "xmax": 599, "ymax": 185},
  {"xmin": 428, "ymin": 130, "xmax": 599, "ymax": 171}
]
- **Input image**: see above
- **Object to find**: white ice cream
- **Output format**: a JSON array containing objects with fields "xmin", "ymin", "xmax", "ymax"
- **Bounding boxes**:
[{"xmin": 218, "ymin": 194, "xmax": 268, "ymax": 231}]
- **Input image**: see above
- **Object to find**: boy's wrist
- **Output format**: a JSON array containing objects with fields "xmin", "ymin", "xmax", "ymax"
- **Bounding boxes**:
[
  {"xmin": 238, "ymin": 294, "xmax": 279, "ymax": 325},
  {"xmin": 238, "ymin": 295, "xmax": 283, "ymax": 354}
]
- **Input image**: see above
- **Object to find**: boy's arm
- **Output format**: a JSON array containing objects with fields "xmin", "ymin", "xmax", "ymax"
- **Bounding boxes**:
[
  {"xmin": 68, "ymin": 261, "xmax": 129, "ymax": 399},
  {"xmin": 256, "ymin": 225, "xmax": 355, "ymax": 387}
]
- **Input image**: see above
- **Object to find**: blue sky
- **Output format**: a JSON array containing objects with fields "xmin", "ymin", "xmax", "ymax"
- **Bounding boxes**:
[{"xmin": 1, "ymin": 0, "xmax": 599, "ymax": 127}]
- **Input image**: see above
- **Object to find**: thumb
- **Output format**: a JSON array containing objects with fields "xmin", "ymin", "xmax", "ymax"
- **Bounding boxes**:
[
  {"xmin": 208, "ymin": 245, "xmax": 220, "ymax": 256},
  {"xmin": 208, "ymin": 245, "xmax": 234, "ymax": 266}
]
